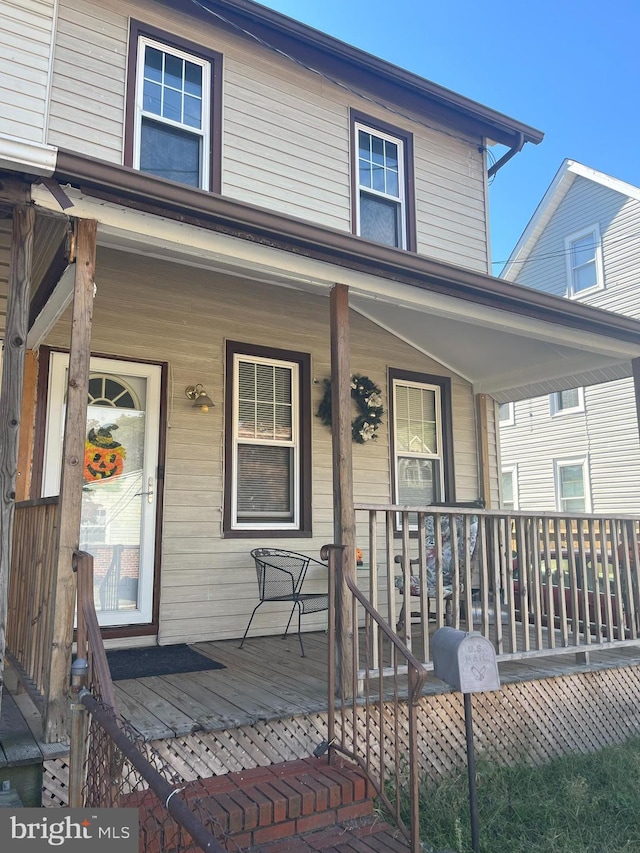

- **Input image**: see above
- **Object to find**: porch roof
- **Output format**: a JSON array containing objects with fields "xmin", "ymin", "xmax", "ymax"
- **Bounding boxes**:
[{"xmin": 30, "ymin": 151, "xmax": 640, "ymax": 404}]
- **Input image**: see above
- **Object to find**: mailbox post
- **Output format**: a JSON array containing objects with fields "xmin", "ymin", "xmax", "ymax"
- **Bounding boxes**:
[{"xmin": 432, "ymin": 627, "xmax": 501, "ymax": 853}]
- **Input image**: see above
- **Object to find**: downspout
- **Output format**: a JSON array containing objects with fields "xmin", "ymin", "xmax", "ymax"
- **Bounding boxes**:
[{"xmin": 487, "ymin": 131, "xmax": 525, "ymax": 178}]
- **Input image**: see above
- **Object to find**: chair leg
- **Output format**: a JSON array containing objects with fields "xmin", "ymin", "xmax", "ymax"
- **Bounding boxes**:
[
  {"xmin": 297, "ymin": 602, "xmax": 305, "ymax": 657},
  {"xmin": 239, "ymin": 602, "xmax": 263, "ymax": 649},
  {"xmin": 283, "ymin": 600, "xmax": 298, "ymax": 639}
]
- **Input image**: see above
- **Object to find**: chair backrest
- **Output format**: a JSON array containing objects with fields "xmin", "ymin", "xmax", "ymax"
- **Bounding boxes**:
[{"xmin": 250, "ymin": 548, "xmax": 311, "ymax": 601}]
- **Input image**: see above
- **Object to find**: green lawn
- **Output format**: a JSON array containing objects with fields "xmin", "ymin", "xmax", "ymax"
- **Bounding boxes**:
[{"xmin": 412, "ymin": 738, "xmax": 640, "ymax": 852}]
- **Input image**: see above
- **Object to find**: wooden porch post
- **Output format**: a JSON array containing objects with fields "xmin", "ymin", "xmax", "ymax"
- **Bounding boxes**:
[
  {"xmin": 329, "ymin": 283, "xmax": 355, "ymax": 698},
  {"xmin": 0, "ymin": 203, "xmax": 34, "ymax": 717},
  {"xmin": 475, "ymin": 393, "xmax": 492, "ymax": 509},
  {"xmin": 45, "ymin": 218, "xmax": 97, "ymax": 743}
]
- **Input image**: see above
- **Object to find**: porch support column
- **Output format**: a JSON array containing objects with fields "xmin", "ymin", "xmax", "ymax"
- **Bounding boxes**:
[
  {"xmin": 475, "ymin": 393, "xmax": 492, "ymax": 509},
  {"xmin": 45, "ymin": 218, "xmax": 97, "ymax": 743},
  {"xmin": 0, "ymin": 203, "xmax": 34, "ymax": 717},
  {"xmin": 329, "ymin": 283, "xmax": 355, "ymax": 699},
  {"xmin": 15, "ymin": 350, "xmax": 38, "ymax": 502},
  {"xmin": 633, "ymin": 359, "xmax": 640, "ymax": 445}
]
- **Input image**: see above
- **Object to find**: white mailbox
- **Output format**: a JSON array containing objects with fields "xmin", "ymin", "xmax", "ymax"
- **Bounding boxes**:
[{"xmin": 432, "ymin": 627, "xmax": 500, "ymax": 693}]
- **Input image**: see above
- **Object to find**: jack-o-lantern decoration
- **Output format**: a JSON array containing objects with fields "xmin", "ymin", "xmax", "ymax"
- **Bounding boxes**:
[{"xmin": 84, "ymin": 424, "xmax": 127, "ymax": 482}]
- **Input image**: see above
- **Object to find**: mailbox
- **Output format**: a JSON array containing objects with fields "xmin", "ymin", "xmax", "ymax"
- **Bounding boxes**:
[{"xmin": 432, "ymin": 627, "xmax": 500, "ymax": 693}]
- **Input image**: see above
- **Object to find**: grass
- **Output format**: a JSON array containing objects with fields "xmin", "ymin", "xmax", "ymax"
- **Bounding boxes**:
[{"xmin": 410, "ymin": 738, "xmax": 640, "ymax": 853}]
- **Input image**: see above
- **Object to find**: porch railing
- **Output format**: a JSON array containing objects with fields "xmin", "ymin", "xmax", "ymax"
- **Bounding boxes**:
[
  {"xmin": 323, "ymin": 544, "xmax": 426, "ymax": 852},
  {"xmin": 354, "ymin": 504, "xmax": 640, "ymax": 673},
  {"xmin": 6, "ymin": 497, "xmax": 60, "ymax": 710}
]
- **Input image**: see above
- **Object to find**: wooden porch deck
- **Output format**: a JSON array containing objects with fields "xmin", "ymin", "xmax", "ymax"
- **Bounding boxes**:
[{"xmin": 113, "ymin": 630, "xmax": 640, "ymax": 742}]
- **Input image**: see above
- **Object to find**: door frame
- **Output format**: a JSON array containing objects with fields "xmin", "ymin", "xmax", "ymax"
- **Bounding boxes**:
[{"xmin": 35, "ymin": 346, "xmax": 167, "ymax": 638}]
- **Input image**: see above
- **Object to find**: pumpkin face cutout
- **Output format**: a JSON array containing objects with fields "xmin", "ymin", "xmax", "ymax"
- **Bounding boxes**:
[{"xmin": 84, "ymin": 424, "xmax": 127, "ymax": 482}]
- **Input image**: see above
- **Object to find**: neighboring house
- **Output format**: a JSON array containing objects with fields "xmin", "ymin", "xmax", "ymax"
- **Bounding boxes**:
[
  {"xmin": 2, "ymin": 1, "xmax": 640, "ymax": 745},
  {"xmin": 499, "ymin": 160, "xmax": 640, "ymax": 514}
]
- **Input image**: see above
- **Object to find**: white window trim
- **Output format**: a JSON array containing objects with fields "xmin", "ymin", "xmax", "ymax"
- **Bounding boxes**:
[
  {"xmin": 231, "ymin": 353, "xmax": 300, "ymax": 531},
  {"xmin": 549, "ymin": 387, "xmax": 584, "ymax": 417},
  {"xmin": 564, "ymin": 224, "xmax": 605, "ymax": 298},
  {"xmin": 498, "ymin": 401, "xmax": 515, "ymax": 427},
  {"xmin": 501, "ymin": 464, "xmax": 519, "ymax": 511},
  {"xmin": 355, "ymin": 121, "xmax": 407, "ymax": 249},
  {"xmin": 554, "ymin": 457, "xmax": 591, "ymax": 514},
  {"xmin": 392, "ymin": 378, "xmax": 445, "ymax": 505},
  {"xmin": 133, "ymin": 35, "xmax": 211, "ymax": 190}
]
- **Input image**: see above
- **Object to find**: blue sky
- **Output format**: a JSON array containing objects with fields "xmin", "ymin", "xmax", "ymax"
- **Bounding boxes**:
[{"xmin": 256, "ymin": 0, "xmax": 640, "ymax": 272}]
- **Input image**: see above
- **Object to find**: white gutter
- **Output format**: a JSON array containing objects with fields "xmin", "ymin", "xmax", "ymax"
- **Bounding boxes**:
[{"xmin": 0, "ymin": 134, "xmax": 58, "ymax": 177}]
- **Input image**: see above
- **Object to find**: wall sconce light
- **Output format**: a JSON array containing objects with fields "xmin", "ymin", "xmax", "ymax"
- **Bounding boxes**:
[{"xmin": 185, "ymin": 384, "xmax": 215, "ymax": 412}]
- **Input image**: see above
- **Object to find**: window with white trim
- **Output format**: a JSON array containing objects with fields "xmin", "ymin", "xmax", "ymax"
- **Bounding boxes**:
[
  {"xmin": 565, "ymin": 225, "xmax": 604, "ymax": 297},
  {"xmin": 498, "ymin": 402, "xmax": 514, "ymax": 426},
  {"xmin": 550, "ymin": 387, "xmax": 584, "ymax": 416},
  {"xmin": 501, "ymin": 465, "xmax": 518, "ymax": 510},
  {"xmin": 392, "ymin": 379, "xmax": 445, "ymax": 506},
  {"xmin": 224, "ymin": 343, "xmax": 311, "ymax": 534},
  {"xmin": 354, "ymin": 120, "xmax": 408, "ymax": 249},
  {"xmin": 554, "ymin": 459, "xmax": 590, "ymax": 513},
  {"xmin": 132, "ymin": 33, "xmax": 213, "ymax": 188}
]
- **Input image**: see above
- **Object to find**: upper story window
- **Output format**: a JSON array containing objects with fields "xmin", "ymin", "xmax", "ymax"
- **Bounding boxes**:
[
  {"xmin": 224, "ymin": 342, "xmax": 311, "ymax": 536},
  {"xmin": 389, "ymin": 369, "xmax": 453, "ymax": 509},
  {"xmin": 565, "ymin": 225, "xmax": 604, "ymax": 297},
  {"xmin": 351, "ymin": 111, "xmax": 416, "ymax": 251},
  {"xmin": 550, "ymin": 388, "xmax": 584, "ymax": 416},
  {"xmin": 501, "ymin": 465, "xmax": 518, "ymax": 511},
  {"xmin": 126, "ymin": 22, "xmax": 222, "ymax": 192},
  {"xmin": 498, "ymin": 402, "xmax": 514, "ymax": 426}
]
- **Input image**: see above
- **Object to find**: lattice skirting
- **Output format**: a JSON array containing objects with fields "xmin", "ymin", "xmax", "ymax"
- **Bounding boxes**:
[{"xmin": 43, "ymin": 664, "xmax": 640, "ymax": 805}]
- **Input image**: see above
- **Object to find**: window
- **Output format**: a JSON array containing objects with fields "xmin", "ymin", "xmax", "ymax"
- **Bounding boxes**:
[
  {"xmin": 389, "ymin": 369, "xmax": 453, "ymax": 509},
  {"xmin": 565, "ymin": 225, "xmax": 604, "ymax": 297},
  {"xmin": 550, "ymin": 387, "xmax": 584, "ymax": 416},
  {"xmin": 126, "ymin": 22, "xmax": 222, "ymax": 191},
  {"xmin": 224, "ymin": 342, "xmax": 311, "ymax": 535},
  {"xmin": 498, "ymin": 402, "xmax": 514, "ymax": 426},
  {"xmin": 555, "ymin": 459, "xmax": 590, "ymax": 513},
  {"xmin": 351, "ymin": 111, "xmax": 415, "ymax": 251},
  {"xmin": 501, "ymin": 466, "xmax": 518, "ymax": 511}
]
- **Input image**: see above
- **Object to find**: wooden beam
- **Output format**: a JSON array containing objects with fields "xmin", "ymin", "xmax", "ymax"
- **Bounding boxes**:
[
  {"xmin": 329, "ymin": 283, "xmax": 355, "ymax": 698},
  {"xmin": 15, "ymin": 350, "xmax": 38, "ymax": 502},
  {"xmin": 44, "ymin": 219, "xmax": 97, "ymax": 743},
  {"xmin": 0, "ymin": 204, "xmax": 34, "ymax": 717},
  {"xmin": 476, "ymin": 393, "xmax": 492, "ymax": 509}
]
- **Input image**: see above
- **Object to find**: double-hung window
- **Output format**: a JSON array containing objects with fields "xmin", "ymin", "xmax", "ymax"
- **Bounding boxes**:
[
  {"xmin": 501, "ymin": 466, "xmax": 518, "ymax": 511},
  {"xmin": 550, "ymin": 388, "xmax": 584, "ymax": 416},
  {"xmin": 498, "ymin": 402, "xmax": 514, "ymax": 426},
  {"xmin": 126, "ymin": 22, "xmax": 221, "ymax": 191},
  {"xmin": 351, "ymin": 112, "xmax": 415, "ymax": 250},
  {"xmin": 565, "ymin": 225, "xmax": 604, "ymax": 297},
  {"xmin": 224, "ymin": 342, "xmax": 311, "ymax": 535},
  {"xmin": 390, "ymin": 370, "xmax": 453, "ymax": 509},
  {"xmin": 555, "ymin": 459, "xmax": 590, "ymax": 513}
]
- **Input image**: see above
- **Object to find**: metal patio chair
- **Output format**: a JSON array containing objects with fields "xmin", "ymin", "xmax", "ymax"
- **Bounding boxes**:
[{"xmin": 240, "ymin": 548, "xmax": 329, "ymax": 657}]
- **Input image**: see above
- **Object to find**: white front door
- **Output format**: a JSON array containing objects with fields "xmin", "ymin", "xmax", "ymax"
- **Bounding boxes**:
[{"xmin": 43, "ymin": 353, "xmax": 162, "ymax": 627}]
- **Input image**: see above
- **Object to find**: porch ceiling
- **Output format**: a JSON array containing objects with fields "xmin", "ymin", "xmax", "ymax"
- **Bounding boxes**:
[{"xmin": 29, "ymin": 182, "xmax": 640, "ymax": 404}]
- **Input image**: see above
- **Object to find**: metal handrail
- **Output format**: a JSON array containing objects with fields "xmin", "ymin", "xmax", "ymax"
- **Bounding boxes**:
[{"xmin": 323, "ymin": 544, "xmax": 425, "ymax": 852}]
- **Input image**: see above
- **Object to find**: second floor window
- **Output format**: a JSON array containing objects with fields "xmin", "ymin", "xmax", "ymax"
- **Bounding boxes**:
[
  {"xmin": 565, "ymin": 225, "xmax": 604, "ymax": 297},
  {"xmin": 351, "ymin": 112, "xmax": 415, "ymax": 251},
  {"xmin": 127, "ymin": 23, "xmax": 222, "ymax": 191},
  {"xmin": 550, "ymin": 388, "xmax": 584, "ymax": 416}
]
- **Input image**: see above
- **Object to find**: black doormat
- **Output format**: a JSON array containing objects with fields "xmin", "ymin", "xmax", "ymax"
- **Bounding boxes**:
[{"xmin": 106, "ymin": 644, "xmax": 225, "ymax": 681}]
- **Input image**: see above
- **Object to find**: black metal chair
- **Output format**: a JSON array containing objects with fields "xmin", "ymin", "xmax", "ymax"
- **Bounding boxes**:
[{"xmin": 240, "ymin": 548, "xmax": 329, "ymax": 657}]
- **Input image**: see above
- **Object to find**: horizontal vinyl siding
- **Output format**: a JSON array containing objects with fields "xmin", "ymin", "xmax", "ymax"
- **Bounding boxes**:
[
  {"xmin": 43, "ymin": 247, "xmax": 480, "ymax": 644},
  {"xmin": 49, "ymin": 0, "xmax": 488, "ymax": 269},
  {"xmin": 48, "ymin": 0, "xmax": 128, "ymax": 161},
  {"xmin": 0, "ymin": 0, "xmax": 55, "ymax": 142},
  {"xmin": 499, "ymin": 395, "xmax": 590, "ymax": 512}
]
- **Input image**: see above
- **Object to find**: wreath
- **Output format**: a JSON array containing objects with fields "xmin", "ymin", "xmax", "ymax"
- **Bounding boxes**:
[{"xmin": 316, "ymin": 375, "xmax": 384, "ymax": 444}]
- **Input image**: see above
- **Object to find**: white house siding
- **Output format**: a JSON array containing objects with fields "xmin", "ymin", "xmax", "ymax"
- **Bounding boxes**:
[
  {"xmin": 501, "ymin": 175, "xmax": 640, "ymax": 513},
  {"xmin": 48, "ymin": 0, "xmax": 489, "ymax": 270},
  {"xmin": 42, "ymin": 247, "xmax": 481, "ymax": 643},
  {"xmin": 0, "ymin": 0, "xmax": 56, "ymax": 143}
]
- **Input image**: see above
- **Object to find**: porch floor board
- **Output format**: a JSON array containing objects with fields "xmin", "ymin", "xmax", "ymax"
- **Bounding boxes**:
[{"xmin": 112, "ymin": 630, "xmax": 640, "ymax": 742}]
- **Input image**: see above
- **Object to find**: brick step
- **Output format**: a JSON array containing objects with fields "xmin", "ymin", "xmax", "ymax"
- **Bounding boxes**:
[
  {"xmin": 128, "ymin": 756, "xmax": 392, "ymax": 852},
  {"xmin": 250, "ymin": 814, "xmax": 411, "ymax": 852}
]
